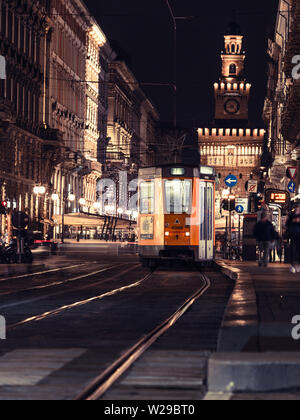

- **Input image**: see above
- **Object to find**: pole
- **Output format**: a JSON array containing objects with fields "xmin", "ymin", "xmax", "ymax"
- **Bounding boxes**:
[
  {"xmin": 165, "ymin": 0, "xmax": 177, "ymax": 129},
  {"xmin": 238, "ymin": 215, "xmax": 241, "ymax": 248}
]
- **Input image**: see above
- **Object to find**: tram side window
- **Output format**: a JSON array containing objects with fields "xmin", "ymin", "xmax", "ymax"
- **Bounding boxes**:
[
  {"xmin": 140, "ymin": 181, "xmax": 155, "ymax": 214},
  {"xmin": 164, "ymin": 180, "xmax": 192, "ymax": 214}
]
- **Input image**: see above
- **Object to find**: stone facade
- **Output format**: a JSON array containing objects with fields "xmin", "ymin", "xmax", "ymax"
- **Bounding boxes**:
[
  {"xmin": 106, "ymin": 60, "xmax": 159, "ymax": 175},
  {"xmin": 0, "ymin": 0, "xmax": 61, "ymax": 236},
  {"xmin": 263, "ymin": 0, "xmax": 300, "ymax": 194}
]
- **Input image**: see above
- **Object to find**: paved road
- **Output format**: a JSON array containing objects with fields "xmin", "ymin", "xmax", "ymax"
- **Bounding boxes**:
[{"xmin": 0, "ymin": 252, "xmax": 233, "ymax": 400}]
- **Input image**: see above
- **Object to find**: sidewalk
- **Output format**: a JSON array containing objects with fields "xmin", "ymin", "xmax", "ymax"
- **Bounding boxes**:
[
  {"xmin": 217, "ymin": 260, "xmax": 300, "ymax": 352},
  {"xmin": 208, "ymin": 260, "xmax": 300, "ymax": 394}
]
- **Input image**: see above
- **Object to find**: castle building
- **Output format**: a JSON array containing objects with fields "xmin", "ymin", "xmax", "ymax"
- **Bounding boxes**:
[{"xmin": 198, "ymin": 22, "xmax": 265, "ymax": 210}]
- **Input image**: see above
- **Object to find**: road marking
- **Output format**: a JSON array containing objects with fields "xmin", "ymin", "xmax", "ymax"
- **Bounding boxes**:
[
  {"xmin": 8, "ymin": 266, "xmax": 146, "ymax": 331},
  {"xmin": 0, "ymin": 264, "xmax": 132, "ymax": 309},
  {"xmin": 0, "ymin": 263, "xmax": 87, "ymax": 283},
  {"xmin": 0, "ymin": 349, "xmax": 86, "ymax": 386}
]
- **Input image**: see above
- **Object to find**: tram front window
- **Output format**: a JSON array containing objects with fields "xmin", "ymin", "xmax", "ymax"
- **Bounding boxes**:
[{"xmin": 164, "ymin": 180, "xmax": 192, "ymax": 214}]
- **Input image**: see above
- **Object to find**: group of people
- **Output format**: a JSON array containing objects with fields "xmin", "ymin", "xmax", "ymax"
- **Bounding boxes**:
[{"xmin": 253, "ymin": 203, "xmax": 300, "ymax": 273}]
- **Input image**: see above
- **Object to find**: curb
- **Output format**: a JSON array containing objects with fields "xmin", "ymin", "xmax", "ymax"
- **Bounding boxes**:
[
  {"xmin": 208, "ymin": 352, "xmax": 300, "ymax": 393},
  {"xmin": 215, "ymin": 261, "xmax": 259, "ymax": 352}
]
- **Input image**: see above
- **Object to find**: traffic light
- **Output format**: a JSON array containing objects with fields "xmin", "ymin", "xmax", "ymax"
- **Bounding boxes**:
[
  {"xmin": 0, "ymin": 201, "xmax": 7, "ymax": 215},
  {"xmin": 255, "ymin": 194, "xmax": 264, "ymax": 212},
  {"xmin": 222, "ymin": 196, "xmax": 236, "ymax": 212}
]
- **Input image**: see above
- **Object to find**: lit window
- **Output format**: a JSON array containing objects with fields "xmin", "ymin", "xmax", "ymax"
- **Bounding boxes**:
[{"xmin": 140, "ymin": 182, "xmax": 155, "ymax": 214}]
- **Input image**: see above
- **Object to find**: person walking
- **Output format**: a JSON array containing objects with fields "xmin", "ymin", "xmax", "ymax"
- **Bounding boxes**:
[
  {"xmin": 286, "ymin": 204, "xmax": 300, "ymax": 274},
  {"xmin": 254, "ymin": 212, "xmax": 276, "ymax": 267}
]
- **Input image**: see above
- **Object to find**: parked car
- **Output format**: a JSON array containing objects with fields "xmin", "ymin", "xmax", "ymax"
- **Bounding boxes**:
[{"xmin": 30, "ymin": 231, "xmax": 58, "ymax": 255}]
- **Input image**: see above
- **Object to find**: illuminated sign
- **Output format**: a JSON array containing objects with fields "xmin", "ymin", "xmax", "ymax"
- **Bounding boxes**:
[
  {"xmin": 200, "ymin": 166, "xmax": 214, "ymax": 175},
  {"xmin": 269, "ymin": 193, "xmax": 288, "ymax": 204},
  {"xmin": 170, "ymin": 168, "xmax": 185, "ymax": 176},
  {"xmin": 265, "ymin": 189, "xmax": 291, "ymax": 214}
]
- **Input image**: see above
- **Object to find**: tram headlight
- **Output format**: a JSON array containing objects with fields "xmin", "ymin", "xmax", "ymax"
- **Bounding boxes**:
[
  {"xmin": 165, "ymin": 232, "xmax": 170, "ymax": 237},
  {"xmin": 185, "ymin": 232, "xmax": 190, "ymax": 237}
]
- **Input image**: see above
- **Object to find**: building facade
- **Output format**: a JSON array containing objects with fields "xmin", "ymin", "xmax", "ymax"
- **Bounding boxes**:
[
  {"xmin": 82, "ymin": 21, "xmax": 108, "ymax": 211},
  {"xmin": 263, "ymin": 0, "xmax": 300, "ymax": 195},
  {"xmin": 106, "ymin": 60, "xmax": 159, "ymax": 175},
  {"xmin": 103, "ymin": 60, "xmax": 159, "ymax": 215},
  {"xmin": 0, "ymin": 0, "xmax": 62, "ymax": 237},
  {"xmin": 46, "ymin": 0, "xmax": 113, "ymax": 237},
  {"xmin": 198, "ymin": 22, "xmax": 265, "ymax": 216}
]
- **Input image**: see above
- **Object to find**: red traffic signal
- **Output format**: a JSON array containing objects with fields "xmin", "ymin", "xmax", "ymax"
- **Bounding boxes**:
[{"xmin": 1, "ymin": 201, "xmax": 7, "ymax": 208}]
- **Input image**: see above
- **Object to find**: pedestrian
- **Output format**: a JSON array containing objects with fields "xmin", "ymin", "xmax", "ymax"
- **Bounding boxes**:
[
  {"xmin": 286, "ymin": 203, "xmax": 300, "ymax": 274},
  {"xmin": 253, "ymin": 212, "xmax": 276, "ymax": 267},
  {"xmin": 276, "ymin": 233, "xmax": 284, "ymax": 264}
]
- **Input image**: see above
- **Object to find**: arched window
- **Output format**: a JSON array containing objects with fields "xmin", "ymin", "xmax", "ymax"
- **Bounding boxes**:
[
  {"xmin": 231, "ymin": 44, "xmax": 235, "ymax": 53},
  {"xmin": 229, "ymin": 64, "xmax": 237, "ymax": 75}
]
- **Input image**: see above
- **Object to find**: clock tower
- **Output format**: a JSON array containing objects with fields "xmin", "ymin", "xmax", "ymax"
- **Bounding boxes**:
[
  {"xmin": 215, "ymin": 22, "xmax": 251, "ymax": 121},
  {"xmin": 198, "ymin": 20, "xmax": 265, "ymax": 221}
]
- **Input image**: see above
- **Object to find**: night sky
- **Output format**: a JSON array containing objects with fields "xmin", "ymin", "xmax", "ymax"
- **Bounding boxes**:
[{"xmin": 85, "ymin": 0, "xmax": 278, "ymax": 130}]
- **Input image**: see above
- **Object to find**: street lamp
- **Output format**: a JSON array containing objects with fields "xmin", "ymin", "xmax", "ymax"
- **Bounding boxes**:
[
  {"xmin": 79, "ymin": 198, "xmax": 86, "ymax": 206},
  {"xmin": 68, "ymin": 193, "xmax": 76, "ymax": 202},
  {"xmin": 34, "ymin": 185, "xmax": 46, "ymax": 229},
  {"xmin": 60, "ymin": 192, "xmax": 76, "ymax": 244}
]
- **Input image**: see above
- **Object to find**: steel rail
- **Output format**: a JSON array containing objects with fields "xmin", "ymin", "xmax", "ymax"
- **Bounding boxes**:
[
  {"xmin": 6, "ymin": 264, "xmax": 148, "ymax": 329},
  {"xmin": 0, "ymin": 263, "xmax": 132, "ymax": 297},
  {"xmin": 76, "ymin": 272, "xmax": 211, "ymax": 401},
  {"xmin": 0, "ymin": 263, "xmax": 88, "ymax": 283}
]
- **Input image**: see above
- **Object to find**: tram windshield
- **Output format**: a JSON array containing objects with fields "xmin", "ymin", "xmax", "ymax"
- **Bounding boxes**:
[
  {"xmin": 140, "ymin": 181, "xmax": 155, "ymax": 214},
  {"xmin": 164, "ymin": 180, "xmax": 192, "ymax": 214}
]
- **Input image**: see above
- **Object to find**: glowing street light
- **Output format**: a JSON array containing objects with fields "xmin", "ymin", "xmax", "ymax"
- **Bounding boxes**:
[
  {"xmin": 68, "ymin": 193, "xmax": 76, "ymax": 202},
  {"xmin": 79, "ymin": 198, "xmax": 86, "ymax": 206},
  {"xmin": 51, "ymin": 193, "xmax": 59, "ymax": 202},
  {"xmin": 34, "ymin": 186, "xmax": 46, "ymax": 195}
]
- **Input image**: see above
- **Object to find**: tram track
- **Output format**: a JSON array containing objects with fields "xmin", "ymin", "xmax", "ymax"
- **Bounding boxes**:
[
  {"xmin": 76, "ymin": 272, "xmax": 211, "ymax": 401},
  {"xmin": 0, "ymin": 262, "xmax": 89, "ymax": 283},
  {"xmin": 6, "ymin": 265, "xmax": 151, "ymax": 330},
  {"xmin": 0, "ymin": 262, "xmax": 133, "ymax": 300}
]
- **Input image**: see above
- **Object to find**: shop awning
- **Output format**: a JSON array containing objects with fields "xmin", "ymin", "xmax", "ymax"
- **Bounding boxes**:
[{"xmin": 53, "ymin": 213, "xmax": 136, "ymax": 229}]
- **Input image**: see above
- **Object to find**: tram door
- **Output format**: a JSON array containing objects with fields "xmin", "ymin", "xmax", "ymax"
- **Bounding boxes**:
[{"xmin": 199, "ymin": 181, "xmax": 215, "ymax": 261}]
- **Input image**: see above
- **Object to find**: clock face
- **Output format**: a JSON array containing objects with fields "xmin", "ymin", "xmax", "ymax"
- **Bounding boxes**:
[{"xmin": 224, "ymin": 99, "xmax": 240, "ymax": 115}]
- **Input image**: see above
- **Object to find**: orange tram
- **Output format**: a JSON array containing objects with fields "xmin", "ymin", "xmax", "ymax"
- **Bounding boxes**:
[{"xmin": 138, "ymin": 164, "xmax": 216, "ymax": 267}]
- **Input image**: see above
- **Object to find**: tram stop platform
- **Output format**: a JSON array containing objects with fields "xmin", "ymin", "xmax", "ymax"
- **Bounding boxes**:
[{"xmin": 208, "ymin": 260, "xmax": 300, "ymax": 395}]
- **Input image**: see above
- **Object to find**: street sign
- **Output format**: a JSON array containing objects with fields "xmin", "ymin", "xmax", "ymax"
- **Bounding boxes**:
[
  {"xmin": 287, "ymin": 167, "xmax": 297, "ymax": 180},
  {"xmin": 225, "ymin": 174, "xmax": 238, "ymax": 188},
  {"xmin": 236, "ymin": 205, "xmax": 244, "ymax": 214},
  {"xmin": 236, "ymin": 198, "xmax": 248, "ymax": 214},
  {"xmin": 12, "ymin": 211, "xmax": 30, "ymax": 229},
  {"xmin": 288, "ymin": 181, "xmax": 296, "ymax": 194},
  {"xmin": 247, "ymin": 180, "xmax": 258, "ymax": 193}
]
